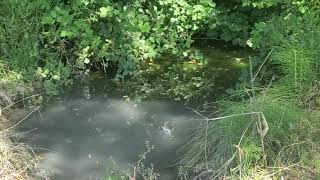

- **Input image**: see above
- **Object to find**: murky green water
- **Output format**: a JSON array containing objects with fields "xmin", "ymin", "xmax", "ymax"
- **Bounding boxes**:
[
  {"xmin": 18, "ymin": 92, "xmax": 198, "ymax": 179},
  {"xmin": 15, "ymin": 45, "xmax": 249, "ymax": 180}
]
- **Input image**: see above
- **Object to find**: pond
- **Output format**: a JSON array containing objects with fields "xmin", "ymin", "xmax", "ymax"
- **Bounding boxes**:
[
  {"xmin": 15, "ymin": 45, "xmax": 249, "ymax": 180},
  {"xmin": 17, "ymin": 91, "xmax": 198, "ymax": 179}
]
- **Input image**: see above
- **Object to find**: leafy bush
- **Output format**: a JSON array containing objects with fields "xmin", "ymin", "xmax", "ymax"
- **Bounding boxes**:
[
  {"xmin": 40, "ymin": 0, "xmax": 216, "ymax": 77},
  {"xmin": 0, "ymin": 0, "xmax": 72, "ymax": 96}
]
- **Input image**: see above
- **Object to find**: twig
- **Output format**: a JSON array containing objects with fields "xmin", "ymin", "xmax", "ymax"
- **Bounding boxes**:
[
  {"xmin": 249, "ymin": 51, "xmax": 274, "ymax": 165},
  {"xmin": 252, "ymin": 49, "xmax": 274, "ymax": 82},
  {"xmin": 30, "ymin": 147, "xmax": 57, "ymax": 153},
  {"xmin": 2, "ymin": 93, "xmax": 43, "ymax": 111},
  {"xmin": 8, "ymin": 128, "xmax": 38, "ymax": 138},
  {"xmin": 249, "ymin": 56, "xmax": 256, "ymax": 104},
  {"xmin": 188, "ymin": 108, "xmax": 209, "ymax": 120},
  {"xmin": 197, "ymin": 111, "xmax": 262, "ymax": 121},
  {"xmin": 0, "ymin": 106, "xmax": 39, "ymax": 133},
  {"xmin": 259, "ymin": 75, "xmax": 276, "ymax": 111}
]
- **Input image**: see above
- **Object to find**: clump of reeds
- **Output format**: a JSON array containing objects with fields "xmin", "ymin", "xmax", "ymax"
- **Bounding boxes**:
[{"xmin": 180, "ymin": 47, "xmax": 320, "ymax": 179}]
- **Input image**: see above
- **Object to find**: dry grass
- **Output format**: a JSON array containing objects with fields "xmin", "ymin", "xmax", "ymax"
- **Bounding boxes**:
[
  {"xmin": 0, "ymin": 93, "xmax": 39, "ymax": 180},
  {"xmin": 0, "ymin": 135, "xmax": 37, "ymax": 180}
]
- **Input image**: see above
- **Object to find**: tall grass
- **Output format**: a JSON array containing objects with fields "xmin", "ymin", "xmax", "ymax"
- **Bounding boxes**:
[
  {"xmin": 0, "ymin": 0, "xmax": 45, "ymax": 69},
  {"xmin": 0, "ymin": 0, "xmax": 44, "ymax": 95},
  {"xmin": 182, "ymin": 94, "xmax": 320, "ymax": 178},
  {"xmin": 272, "ymin": 39, "xmax": 318, "ymax": 93},
  {"xmin": 181, "ymin": 22, "xmax": 320, "ymax": 178}
]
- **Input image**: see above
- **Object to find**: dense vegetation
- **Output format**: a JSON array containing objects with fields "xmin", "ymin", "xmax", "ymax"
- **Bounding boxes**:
[{"xmin": 1, "ymin": 0, "xmax": 320, "ymax": 179}]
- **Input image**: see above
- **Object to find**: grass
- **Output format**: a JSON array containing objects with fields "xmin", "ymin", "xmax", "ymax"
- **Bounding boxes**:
[
  {"xmin": 0, "ymin": 103, "xmax": 38, "ymax": 179},
  {"xmin": 181, "ymin": 91, "xmax": 320, "ymax": 179},
  {"xmin": 0, "ymin": 61, "xmax": 34, "ymax": 96},
  {"xmin": 0, "ymin": 0, "xmax": 41, "ymax": 97},
  {"xmin": 272, "ymin": 39, "xmax": 318, "ymax": 94},
  {"xmin": 0, "ymin": 0, "xmax": 72, "ymax": 97},
  {"xmin": 0, "ymin": 135, "xmax": 37, "ymax": 179},
  {"xmin": 0, "ymin": 0, "xmax": 42, "ymax": 69},
  {"xmin": 103, "ymin": 142, "xmax": 159, "ymax": 180},
  {"xmin": 181, "ymin": 36, "xmax": 320, "ymax": 179},
  {"xmin": 0, "ymin": 87, "xmax": 45, "ymax": 179}
]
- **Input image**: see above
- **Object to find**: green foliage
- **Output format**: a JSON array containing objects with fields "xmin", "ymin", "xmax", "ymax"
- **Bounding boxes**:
[
  {"xmin": 0, "ymin": 60, "xmax": 30, "ymax": 94},
  {"xmin": 200, "ymin": 0, "xmax": 286, "ymax": 47},
  {"xmin": 0, "ymin": 0, "xmax": 254, "ymax": 102},
  {"xmin": 273, "ymin": 40, "xmax": 316, "ymax": 91},
  {"xmin": 249, "ymin": 0, "xmax": 320, "ymax": 49},
  {"xmin": 0, "ymin": 0, "xmax": 72, "ymax": 96},
  {"xmin": 250, "ymin": 8, "xmax": 320, "ymax": 94},
  {"xmin": 199, "ymin": 0, "xmax": 320, "ymax": 49},
  {"xmin": 40, "ymin": 0, "xmax": 216, "ymax": 77},
  {"xmin": 125, "ymin": 56, "xmax": 213, "ymax": 103},
  {"xmin": 241, "ymin": 0, "xmax": 282, "ymax": 9}
]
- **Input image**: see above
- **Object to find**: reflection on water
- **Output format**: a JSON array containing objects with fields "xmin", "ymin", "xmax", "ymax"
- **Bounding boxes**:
[{"xmin": 16, "ymin": 90, "xmax": 198, "ymax": 180}]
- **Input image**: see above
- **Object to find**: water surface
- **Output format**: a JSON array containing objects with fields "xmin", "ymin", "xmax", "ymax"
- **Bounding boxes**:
[{"xmin": 17, "ymin": 87, "xmax": 198, "ymax": 179}]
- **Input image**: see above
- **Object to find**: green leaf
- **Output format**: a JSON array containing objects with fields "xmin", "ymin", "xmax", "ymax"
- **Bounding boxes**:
[
  {"xmin": 140, "ymin": 22, "xmax": 150, "ymax": 33},
  {"xmin": 52, "ymin": 75, "xmax": 60, "ymax": 80},
  {"xmin": 41, "ymin": 16, "xmax": 55, "ymax": 24},
  {"xmin": 84, "ymin": 58, "xmax": 90, "ymax": 64},
  {"xmin": 60, "ymin": 30, "xmax": 74, "ymax": 37},
  {"xmin": 246, "ymin": 39, "xmax": 253, "ymax": 48},
  {"xmin": 183, "ymin": 51, "xmax": 188, "ymax": 57},
  {"xmin": 99, "ymin": 6, "xmax": 114, "ymax": 18},
  {"xmin": 44, "ymin": 69, "xmax": 49, "ymax": 75},
  {"xmin": 50, "ymin": 10, "xmax": 57, "ymax": 18}
]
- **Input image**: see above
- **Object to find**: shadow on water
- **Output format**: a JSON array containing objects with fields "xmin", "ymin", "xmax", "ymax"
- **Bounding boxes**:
[{"xmin": 16, "ymin": 85, "xmax": 199, "ymax": 180}]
